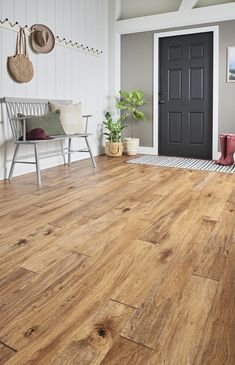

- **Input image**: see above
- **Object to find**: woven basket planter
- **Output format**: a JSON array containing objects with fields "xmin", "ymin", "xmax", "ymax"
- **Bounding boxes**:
[
  {"xmin": 105, "ymin": 142, "xmax": 124, "ymax": 157},
  {"xmin": 124, "ymin": 138, "xmax": 139, "ymax": 156}
]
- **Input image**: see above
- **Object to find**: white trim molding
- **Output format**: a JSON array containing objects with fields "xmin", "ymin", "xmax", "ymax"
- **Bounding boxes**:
[
  {"xmin": 116, "ymin": 3, "xmax": 235, "ymax": 34},
  {"xmin": 108, "ymin": 0, "xmax": 121, "ymax": 111},
  {"xmin": 153, "ymin": 26, "xmax": 219, "ymax": 160},
  {"xmin": 138, "ymin": 146, "xmax": 156, "ymax": 155}
]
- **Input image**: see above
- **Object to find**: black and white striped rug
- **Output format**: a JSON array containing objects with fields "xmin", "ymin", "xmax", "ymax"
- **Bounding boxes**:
[{"xmin": 127, "ymin": 155, "xmax": 235, "ymax": 174}]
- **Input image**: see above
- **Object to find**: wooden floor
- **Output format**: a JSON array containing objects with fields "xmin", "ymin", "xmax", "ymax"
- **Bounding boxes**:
[{"xmin": 0, "ymin": 155, "xmax": 235, "ymax": 365}]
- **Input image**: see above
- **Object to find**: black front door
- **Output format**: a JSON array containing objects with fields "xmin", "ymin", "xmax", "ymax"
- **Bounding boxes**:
[{"xmin": 159, "ymin": 32, "xmax": 213, "ymax": 159}]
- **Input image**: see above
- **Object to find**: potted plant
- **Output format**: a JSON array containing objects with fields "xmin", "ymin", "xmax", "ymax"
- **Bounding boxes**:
[
  {"xmin": 103, "ymin": 112, "xmax": 126, "ymax": 157},
  {"xmin": 116, "ymin": 90, "xmax": 145, "ymax": 156}
]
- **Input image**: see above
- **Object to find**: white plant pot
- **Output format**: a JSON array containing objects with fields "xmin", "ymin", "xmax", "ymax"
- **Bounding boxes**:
[{"xmin": 124, "ymin": 138, "xmax": 139, "ymax": 156}]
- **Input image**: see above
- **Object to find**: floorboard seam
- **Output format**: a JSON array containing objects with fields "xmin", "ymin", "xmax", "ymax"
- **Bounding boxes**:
[
  {"xmin": 70, "ymin": 250, "xmax": 92, "ymax": 258},
  {"xmin": 19, "ymin": 266, "xmax": 39, "ymax": 275},
  {"xmin": 0, "ymin": 340, "xmax": 17, "ymax": 352},
  {"xmin": 109, "ymin": 298, "xmax": 138, "ymax": 310},
  {"xmin": 192, "ymin": 272, "xmax": 220, "ymax": 282},
  {"xmin": 119, "ymin": 335, "xmax": 154, "ymax": 351}
]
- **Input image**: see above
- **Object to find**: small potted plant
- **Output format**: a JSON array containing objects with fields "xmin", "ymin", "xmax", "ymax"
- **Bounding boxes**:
[
  {"xmin": 103, "ymin": 112, "xmax": 126, "ymax": 157},
  {"xmin": 116, "ymin": 90, "xmax": 145, "ymax": 156}
]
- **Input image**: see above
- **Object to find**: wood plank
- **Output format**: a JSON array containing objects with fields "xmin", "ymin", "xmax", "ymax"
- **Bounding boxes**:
[
  {"xmin": 191, "ymin": 171, "xmax": 214, "ymax": 192},
  {"xmin": 189, "ymin": 180, "xmax": 232, "ymax": 220},
  {"xmin": 0, "ymin": 206, "xmax": 126, "ymax": 276},
  {"xmin": 0, "ymin": 239, "xmax": 155, "ymax": 361},
  {"xmin": 100, "ymin": 336, "xmax": 152, "ymax": 365},
  {"xmin": 194, "ymin": 245, "xmax": 235, "ymax": 365},
  {"xmin": 134, "ymin": 179, "xmax": 197, "ymax": 223},
  {"xmin": 0, "ymin": 224, "xmax": 63, "ymax": 277},
  {"xmin": 110, "ymin": 240, "xmax": 176, "ymax": 307},
  {"xmin": 0, "ymin": 252, "xmax": 88, "ymax": 335},
  {"xmin": 21, "ymin": 247, "xmax": 86, "ymax": 274},
  {"xmin": 121, "ymin": 216, "xmax": 216, "ymax": 348},
  {"xmin": 109, "ymin": 210, "xmax": 200, "ymax": 308},
  {"xmin": 0, "ymin": 343, "xmax": 16, "ymax": 364},
  {"xmin": 0, "ymin": 267, "xmax": 37, "ymax": 297},
  {"xmin": 228, "ymin": 186, "xmax": 235, "ymax": 205},
  {"xmin": 193, "ymin": 207, "xmax": 235, "ymax": 280},
  {"xmin": 66, "ymin": 215, "xmax": 151, "ymax": 258},
  {"xmin": 141, "ymin": 208, "xmax": 199, "ymax": 245},
  {"xmin": 147, "ymin": 275, "xmax": 218, "ymax": 364},
  {"xmin": 50, "ymin": 300, "xmax": 134, "ymax": 365},
  {"xmin": 0, "ymin": 268, "xmax": 37, "ymax": 330}
]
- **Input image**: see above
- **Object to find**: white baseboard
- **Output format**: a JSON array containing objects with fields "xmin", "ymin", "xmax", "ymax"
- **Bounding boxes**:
[
  {"xmin": 138, "ymin": 146, "xmax": 157, "ymax": 155},
  {"xmin": 214, "ymin": 151, "xmax": 220, "ymax": 160},
  {"xmin": 0, "ymin": 145, "xmax": 101, "ymax": 181}
]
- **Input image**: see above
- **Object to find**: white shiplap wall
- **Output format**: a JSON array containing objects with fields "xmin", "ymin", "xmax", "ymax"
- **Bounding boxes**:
[{"xmin": 0, "ymin": 0, "xmax": 108, "ymax": 180}]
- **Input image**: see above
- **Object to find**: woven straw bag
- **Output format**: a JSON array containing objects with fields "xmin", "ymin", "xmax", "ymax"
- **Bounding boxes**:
[
  {"xmin": 105, "ymin": 142, "xmax": 123, "ymax": 157},
  {"xmin": 8, "ymin": 28, "xmax": 34, "ymax": 83}
]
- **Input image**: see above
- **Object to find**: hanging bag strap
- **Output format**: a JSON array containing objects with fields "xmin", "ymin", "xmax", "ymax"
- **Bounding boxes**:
[
  {"xmin": 15, "ymin": 32, "xmax": 19, "ymax": 55},
  {"xmin": 16, "ymin": 28, "xmax": 22, "ymax": 55},
  {"xmin": 22, "ymin": 29, "xmax": 28, "ymax": 57},
  {"xmin": 16, "ymin": 28, "xmax": 28, "ymax": 56}
]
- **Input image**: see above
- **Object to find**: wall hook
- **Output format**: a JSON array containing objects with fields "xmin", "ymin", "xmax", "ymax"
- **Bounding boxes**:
[{"xmin": 0, "ymin": 17, "xmax": 103, "ymax": 56}]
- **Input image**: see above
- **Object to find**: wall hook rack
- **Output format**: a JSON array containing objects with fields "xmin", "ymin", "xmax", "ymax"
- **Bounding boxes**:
[{"xmin": 0, "ymin": 17, "xmax": 103, "ymax": 56}]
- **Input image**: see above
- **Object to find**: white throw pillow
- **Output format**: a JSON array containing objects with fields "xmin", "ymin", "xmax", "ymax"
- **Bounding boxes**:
[{"xmin": 49, "ymin": 102, "xmax": 85, "ymax": 134}]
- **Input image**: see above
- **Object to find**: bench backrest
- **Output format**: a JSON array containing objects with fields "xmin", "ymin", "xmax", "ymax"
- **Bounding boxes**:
[{"xmin": 3, "ymin": 97, "xmax": 72, "ymax": 140}]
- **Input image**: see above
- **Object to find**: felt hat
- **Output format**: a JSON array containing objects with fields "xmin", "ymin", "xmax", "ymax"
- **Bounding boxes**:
[
  {"xmin": 26, "ymin": 128, "xmax": 54, "ymax": 140},
  {"xmin": 30, "ymin": 24, "xmax": 55, "ymax": 54}
]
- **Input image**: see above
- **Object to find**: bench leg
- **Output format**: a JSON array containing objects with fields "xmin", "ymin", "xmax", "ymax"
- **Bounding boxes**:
[
  {"xmin": 34, "ymin": 144, "xmax": 41, "ymax": 185},
  {"xmin": 68, "ymin": 138, "xmax": 72, "ymax": 165},
  {"xmin": 85, "ymin": 136, "xmax": 96, "ymax": 168},
  {"xmin": 8, "ymin": 144, "xmax": 20, "ymax": 179},
  {"xmin": 60, "ymin": 140, "xmax": 66, "ymax": 165}
]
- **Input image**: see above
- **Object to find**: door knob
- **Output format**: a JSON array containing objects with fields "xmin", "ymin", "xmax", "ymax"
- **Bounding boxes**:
[{"xmin": 159, "ymin": 100, "xmax": 166, "ymax": 104}]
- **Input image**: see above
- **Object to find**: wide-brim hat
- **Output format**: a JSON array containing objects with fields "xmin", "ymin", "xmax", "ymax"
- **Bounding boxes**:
[
  {"xmin": 27, "ymin": 128, "xmax": 54, "ymax": 140},
  {"xmin": 30, "ymin": 24, "xmax": 55, "ymax": 54}
]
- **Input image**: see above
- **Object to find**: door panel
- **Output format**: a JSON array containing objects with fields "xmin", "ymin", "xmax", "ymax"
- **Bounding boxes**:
[
  {"xmin": 190, "ymin": 67, "xmax": 204, "ymax": 100},
  {"xmin": 159, "ymin": 32, "xmax": 213, "ymax": 159},
  {"xmin": 169, "ymin": 112, "xmax": 182, "ymax": 144},
  {"xmin": 169, "ymin": 69, "xmax": 182, "ymax": 100},
  {"xmin": 189, "ymin": 112, "xmax": 204, "ymax": 144}
]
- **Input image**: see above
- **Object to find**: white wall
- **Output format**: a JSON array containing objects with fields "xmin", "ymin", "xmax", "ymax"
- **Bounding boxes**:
[{"xmin": 0, "ymin": 0, "xmax": 109, "ymax": 180}]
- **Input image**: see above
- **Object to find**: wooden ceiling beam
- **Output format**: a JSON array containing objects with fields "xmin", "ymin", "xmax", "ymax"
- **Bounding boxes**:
[{"xmin": 116, "ymin": 3, "xmax": 235, "ymax": 34}]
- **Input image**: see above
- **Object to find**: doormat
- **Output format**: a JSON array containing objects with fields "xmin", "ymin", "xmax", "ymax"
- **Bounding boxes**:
[{"xmin": 127, "ymin": 155, "xmax": 235, "ymax": 174}]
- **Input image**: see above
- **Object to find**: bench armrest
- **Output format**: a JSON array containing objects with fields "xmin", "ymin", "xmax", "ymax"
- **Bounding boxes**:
[{"xmin": 82, "ymin": 115, "xmax": 92, "ymax": 134}]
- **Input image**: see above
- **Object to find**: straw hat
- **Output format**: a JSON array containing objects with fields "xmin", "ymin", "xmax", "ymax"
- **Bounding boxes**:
[{"xmin": 30, "ymin": 24, "xmax": 55, "ymax": 54}]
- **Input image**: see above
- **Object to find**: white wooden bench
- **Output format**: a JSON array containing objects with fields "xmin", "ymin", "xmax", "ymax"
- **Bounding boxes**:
[{"xmin": 3, "ymin": 97, "xmax": 96, "ymax": 185}]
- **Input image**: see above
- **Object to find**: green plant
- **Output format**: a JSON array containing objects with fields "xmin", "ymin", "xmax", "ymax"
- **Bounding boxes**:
[
  {"xmin": 116, "ymin": 90, "xmax": 145, "ymax": 138},
  {"xmin": 103, "ymin": 112, "xmax": 126, "ymax": 143}
]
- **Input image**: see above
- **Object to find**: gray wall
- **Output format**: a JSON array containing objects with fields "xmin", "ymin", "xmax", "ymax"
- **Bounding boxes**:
[
  {"xmin": 121, "ymin": 20, "xmax": 235, "ymax": 148},
  {"xmin": 121, "ymin": 32, "xmax": 153, "ymax": 146}
]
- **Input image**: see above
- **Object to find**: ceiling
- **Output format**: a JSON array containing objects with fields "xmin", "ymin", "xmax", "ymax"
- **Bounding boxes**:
[
  {"xmin": 120, "ymin": 0, "xmax": 235, "ymax": 20},
  {"xmin": 196, "ymin": 0, "xmax": 234, "ymax": 6}
]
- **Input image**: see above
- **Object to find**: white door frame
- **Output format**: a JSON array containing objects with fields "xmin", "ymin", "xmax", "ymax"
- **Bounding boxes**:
[{"xmin": 154, "ymin": 26, "xmax": 219, "ymax": 160}]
